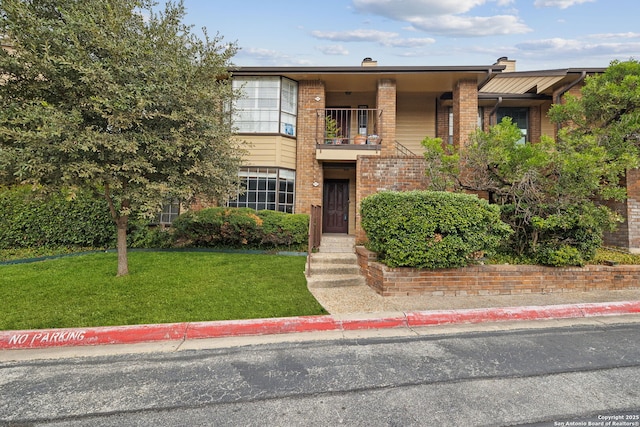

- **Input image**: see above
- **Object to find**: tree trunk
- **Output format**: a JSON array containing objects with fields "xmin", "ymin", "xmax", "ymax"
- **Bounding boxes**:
[{"xmin": 116, "ymin": 215, "xmax": 129, "ymax": 277}]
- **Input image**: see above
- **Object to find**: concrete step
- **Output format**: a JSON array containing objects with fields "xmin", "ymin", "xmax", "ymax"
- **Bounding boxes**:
[
  {"xmin": 306, "ymin": 274, "xmax": 366, "ymax": 288},
  {"xmin": 310, "ymin": 253, "xmax": 358, "ymax": 264},
  {"xmin": 321, "ymin": 235, "xmax": 356, "ymax": 244},
  {"xmin": 318, "ymin": 235, "xmax": 356, "ymax": 253},
  {"xmin": 306, "ymin": 263, "xmax": 361, "ymax": 276},
  {"xmin": 319, "ymin": 246, "xmax": 355, "ymax": 253}
]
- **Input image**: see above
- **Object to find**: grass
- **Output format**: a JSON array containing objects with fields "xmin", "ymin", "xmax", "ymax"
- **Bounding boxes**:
[{"xmin": 0, "ymin": 251, "xmax": 327, "ymax": 331}]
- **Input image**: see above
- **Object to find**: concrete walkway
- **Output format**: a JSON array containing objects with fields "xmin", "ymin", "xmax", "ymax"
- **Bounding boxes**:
[{"xmin": 309, "ymin": 284, "xmax": 640, "ymax": 314}]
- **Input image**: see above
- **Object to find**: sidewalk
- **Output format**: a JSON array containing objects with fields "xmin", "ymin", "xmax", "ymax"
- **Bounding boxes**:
[{"xmin": 308, "ymin": 283, "xmax": 640, "ymax": 314}]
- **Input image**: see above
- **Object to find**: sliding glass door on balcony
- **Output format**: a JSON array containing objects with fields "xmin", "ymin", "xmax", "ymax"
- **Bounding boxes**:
[{"xmin": 318, "ymin": 108, "xmax": 381, "ymax": 145}]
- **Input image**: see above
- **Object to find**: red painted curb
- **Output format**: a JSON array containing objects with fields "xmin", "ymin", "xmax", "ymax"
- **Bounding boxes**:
[
  {"xmin": 1, "ymin": 301, "xmax": 639, "ymax": 351},
  {"xmin": 406, "ymin": 304, "xmax": 585, "ymax": 327},
  {"xmin": 576, "ymin": 300, "xmax": 640, "ymax": 316},
  {"xmin": 185, "ymin": 315, "xmax": 339, "ymax": 339},
  {"xmin": 339, "ymin": 316, "xmax": 408, "ymax": 331},
  {"xmin": 0, "ymin": 323, "xmax": 187, "ymax": 350}
]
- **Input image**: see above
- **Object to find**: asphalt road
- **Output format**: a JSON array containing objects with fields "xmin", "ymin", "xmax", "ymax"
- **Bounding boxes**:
[{"xmin": 1, "ymin": 320, "xmax": 640, "ymax": 426}]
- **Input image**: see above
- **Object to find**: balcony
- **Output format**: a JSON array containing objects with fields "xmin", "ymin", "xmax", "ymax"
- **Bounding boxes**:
[{"xmin": 316, "ymin": 108, "xmax": 382, "ymax": 160}]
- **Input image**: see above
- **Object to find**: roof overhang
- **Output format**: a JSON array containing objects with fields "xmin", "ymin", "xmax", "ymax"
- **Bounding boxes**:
[{"xmin": 231, "ymin": 64, "xmax": 506, "ymax": 93}]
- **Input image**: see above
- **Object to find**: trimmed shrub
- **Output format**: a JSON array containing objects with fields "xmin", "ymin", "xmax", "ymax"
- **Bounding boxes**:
[
  {"xmin": 360, "ymin": 190, "xmax": 512, "ymax": 269},
  {"xmin": 171, "ymin": 207, "xmax": 309, "ymax": 250},
  {"xmin": 0, "ymin": 186, "xmax": 115, "ymax": 249},
  {"xmin": 256, "ymin": 210, "xmax": 308, "ymax": 248},
  {"xmin": 522, "ymin": 203, "xmax": 612, "ymax": 267}
]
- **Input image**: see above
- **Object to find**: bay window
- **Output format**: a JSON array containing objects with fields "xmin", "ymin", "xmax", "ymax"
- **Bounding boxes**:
[
  {"xmin": 227, "ymin": 167, "xmax": 296, "ymax": 213},
  {"xmin": 232, "ymin": 76, "xmax": 298, "ymax": 136}
]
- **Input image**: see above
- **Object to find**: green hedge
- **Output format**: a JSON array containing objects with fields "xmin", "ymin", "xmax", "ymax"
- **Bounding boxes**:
[
  {"xmin": 360, "ymin": 191, "xmax": 513, "ymax": 268},
  {"xmin": 0, "ymin": 186, "xmax": 116, "ymax": 249},
  {"xmin": 171, "ymin": 207, "xmax": 309, "ymax": 250}
]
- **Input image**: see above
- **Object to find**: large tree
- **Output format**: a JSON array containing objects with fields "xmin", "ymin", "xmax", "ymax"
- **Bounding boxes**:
[
  {"xmin": 548, "ymin": 59, "xmax": 640, "ymax": 165},
  {"xmin": 0, "ymin": 0, "xmax": 245, "ymax": 275},
  {"xmin": 421, "ymin": 116, "xmax": 629, "ymax": 265}
]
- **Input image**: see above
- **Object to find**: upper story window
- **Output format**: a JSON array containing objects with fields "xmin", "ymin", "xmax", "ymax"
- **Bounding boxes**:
[
  {"xmin": 232, "ymin": 76, "xmax": 298, "ymax": 136},
  {"xmin": 497, "ymin": 107, "xmax": 528, "ymax": 144}
]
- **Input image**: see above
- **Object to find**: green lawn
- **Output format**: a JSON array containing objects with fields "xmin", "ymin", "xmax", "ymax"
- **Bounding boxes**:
[{"xmin": 0, "ymin": 251, "xmax": 326, "ymax": 330}]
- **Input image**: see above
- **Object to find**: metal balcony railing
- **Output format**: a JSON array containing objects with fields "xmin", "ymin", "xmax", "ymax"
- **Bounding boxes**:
[{"xmin": 316, "ymin": 108, "xmax": 383, "ymax": 145}]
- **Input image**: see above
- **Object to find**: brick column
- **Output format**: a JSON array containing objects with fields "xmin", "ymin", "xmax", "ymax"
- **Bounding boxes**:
[
  {"xmin": 453, "ymin": 79, "xmax": 478, "ymax": 148},
  {"xmin": 376, "ymin": 79, "xmax": 396, "ymax": 156},
  {"xmin": 529, "ymin": 105, "xmax": 541, "ymax": 143},
  {"xmin": 295, "ymin": 80, "xmax": 325, "ymax": 214},
  {"xmin": 436, "ymin": 99, "xmax": 448, "ymax": 141},
  {"xmin": 626, "ymin": 169, "xmax": 640, "ymax": 253}
]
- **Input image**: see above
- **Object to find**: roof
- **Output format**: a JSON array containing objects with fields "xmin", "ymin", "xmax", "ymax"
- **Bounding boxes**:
[
  {"xmin": 230, "ymin": 64, "xmax": 606, "ymax": 94},
  {"xmin": 480, "ymin": 68, "xmax": 605, "ymax": 95},
  {"xmin": 231, "ymin": 64, "xmax": 506, "ymax": 93}
]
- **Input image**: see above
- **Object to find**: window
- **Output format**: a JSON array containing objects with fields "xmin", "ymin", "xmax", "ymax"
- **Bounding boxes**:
[
  {"xmin": 447, "ymin": 107, "xmax": 484, "ymax": 144},
  {"xmin": 157, "ymin": 200, "xmax": 180, "ymax": 225},
  {"xmin": 497, "ymin": 107, "xmax": 528, "ymax": 144},
  {"xmin": 232, "ymin": 77, "xmax": 298, "ymax": 136},
  {"xmin": 227, "ymin": 167, "xmax": 296, "ymax": 213}
]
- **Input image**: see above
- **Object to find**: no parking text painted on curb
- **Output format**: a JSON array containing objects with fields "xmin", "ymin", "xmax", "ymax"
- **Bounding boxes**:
[{"xmin": 2, "ymin": 300, "xmax": 640, "ymax": 350}]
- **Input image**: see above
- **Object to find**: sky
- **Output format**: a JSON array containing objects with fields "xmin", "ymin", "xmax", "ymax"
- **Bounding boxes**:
[{"xmin": 175, "ymin": 0, "xmax": 640, "ymax": 71}]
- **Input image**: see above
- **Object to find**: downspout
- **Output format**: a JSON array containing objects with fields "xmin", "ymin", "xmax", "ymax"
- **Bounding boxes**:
[
  {"xmin": 555, "ymin": 71, "xmax": 586, "ymax": 131},
  {"xmin": 478, "ymin": 64, "xmax": 504, "ymax": 92},
  {"xmin": 555, "ymin": 71, "xmax": 586, "ymax": 104},
  {"xmin": 489, "ymin": 96, "xmax": 503, "ymax": 126},
  {"xmin": 478, "ymin": 67, "xmax": 496, "ymax": 91}
]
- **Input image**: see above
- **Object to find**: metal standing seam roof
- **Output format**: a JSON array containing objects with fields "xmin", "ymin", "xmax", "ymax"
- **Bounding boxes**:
[{"xmin": 480, "ymin": 74, "xmax": 566, "ymax": 94}]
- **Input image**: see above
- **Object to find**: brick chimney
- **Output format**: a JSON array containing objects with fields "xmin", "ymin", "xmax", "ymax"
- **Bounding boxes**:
[
  {"xmin": 495, "ymin": 56, "xmax": 516, "ymax": 72},
  {"xmin": 361, "ymin": 57, "xmax": 378, "ymax": 67}
]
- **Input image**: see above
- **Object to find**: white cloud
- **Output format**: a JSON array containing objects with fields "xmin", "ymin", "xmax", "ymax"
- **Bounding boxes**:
[
  {"xmin": 587, "ymin": 32, "xmax": 640, "ymax": 40},
  {"xmin": 312, "ymin": 29, "xmax": 435, "ymax": 48},
  {"xmin": 353, "ymin": 0, "xmax": 487, "ymax": 18},
  {"xmin": 515, "ymin": 37, "xmax": 640, "ymax": 63},
  {"xmin": 316, "ymin": 45, "xmax": 350, "ymax": 56},
  {"xmin": 407, "ymin": 14, "xmax": 530, "ymax": 37},
  {"xmin": 534, "ymin": 0, "xmax": 595, "ymax": 8},
  {"xmin": 311, "ymin": 29, "xmax": 399, "ymax": 43},
  {"xmin": 382, "ymin": 37, "xmax": 436, "ymax": 48},
  {"xmin": 351, "ymin": 0, "xmax": 530, "ymax": 37}
]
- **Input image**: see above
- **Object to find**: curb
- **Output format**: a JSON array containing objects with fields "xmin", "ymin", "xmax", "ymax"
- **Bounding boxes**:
[{"xmin": 2, "ymin": 301, "xmax": 640, "ymax": 350}]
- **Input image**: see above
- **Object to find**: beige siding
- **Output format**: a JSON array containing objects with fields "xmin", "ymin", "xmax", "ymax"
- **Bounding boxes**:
[
  {"xmin": 396, "ymin": 93, "xmax": 435, "ymax": 155},
  {"xmin": 241, "ymin": 135, "xmax": 297, "ymax": 169},
  {"xmin": 540, "ymin": 101, "xmax": 555, "ymax": 139}
]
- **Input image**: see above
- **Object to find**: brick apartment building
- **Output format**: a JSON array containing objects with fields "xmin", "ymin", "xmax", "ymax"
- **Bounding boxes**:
[{"xmin": 225, "ymin": 57, "xmax": 638, "ymax": 253}]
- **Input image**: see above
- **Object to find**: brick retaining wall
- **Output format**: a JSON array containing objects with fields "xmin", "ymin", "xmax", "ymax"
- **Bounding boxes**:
[{"xmin": 356, "ymin": 246, "xmax": 640, "ymax": 297}]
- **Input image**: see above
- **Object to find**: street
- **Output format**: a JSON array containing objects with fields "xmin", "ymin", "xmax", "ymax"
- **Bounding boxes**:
[{"xmin": 1, "ymin": 319, "xmax": 640, "ymax": 426}]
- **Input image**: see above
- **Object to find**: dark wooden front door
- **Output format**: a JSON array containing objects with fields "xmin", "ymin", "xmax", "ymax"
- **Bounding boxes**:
[{"xmin": 323, "ymin": 180, "xmax": 349, "ymax": 233}]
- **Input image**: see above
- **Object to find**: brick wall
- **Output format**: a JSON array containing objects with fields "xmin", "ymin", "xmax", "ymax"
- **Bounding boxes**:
[
  {"xmin": 453, "ymin": 79, "xmax": 478, "ymax": 148},
  {"xmin": 376, "ymin": 79, "xmax": 396, "ymax": 156},
  {"xmin": 356, "ymin": 246, "xmax": 640, "ymax": 296},
  {"xmin": 626, "ymin": 168, "xmax": 640, "ymax": 253},
  {"xmin": 529, "ymin": 105, "xmax": 541, "ymax": 143},
  {"xmin": 355, "ymin": 156, "xmax": 429, "ymax": 241},
  {"xmin": 295, "ymin": 80, "xmax": 325, "ymax": 215},
  {"xmin": 436, "ymin": 99, "xmax": 448, "ymax": 140}
]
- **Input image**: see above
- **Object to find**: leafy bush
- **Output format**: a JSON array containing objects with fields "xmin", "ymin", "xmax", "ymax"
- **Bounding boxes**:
[
  {"xmin": 127, "ymin": 220, "xmax": 174, "ymax": 249},
  {"xmin": 171, "ymin": 207, "xmax": 309, "ymax": 250},
  {"xmin": 257, "ymin": 210, "xmax": 308, "ymax": 247},
  {"xmin": 0, "ymin": 186, "xmax": 115, "ymax": 249},
  {"xmin": 361, "ymin": 191, "xmax": 512, "ymax": 268},
  {"xmin": 499, "ymin": 203, "xmax": 615, "ymax": 267}
]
